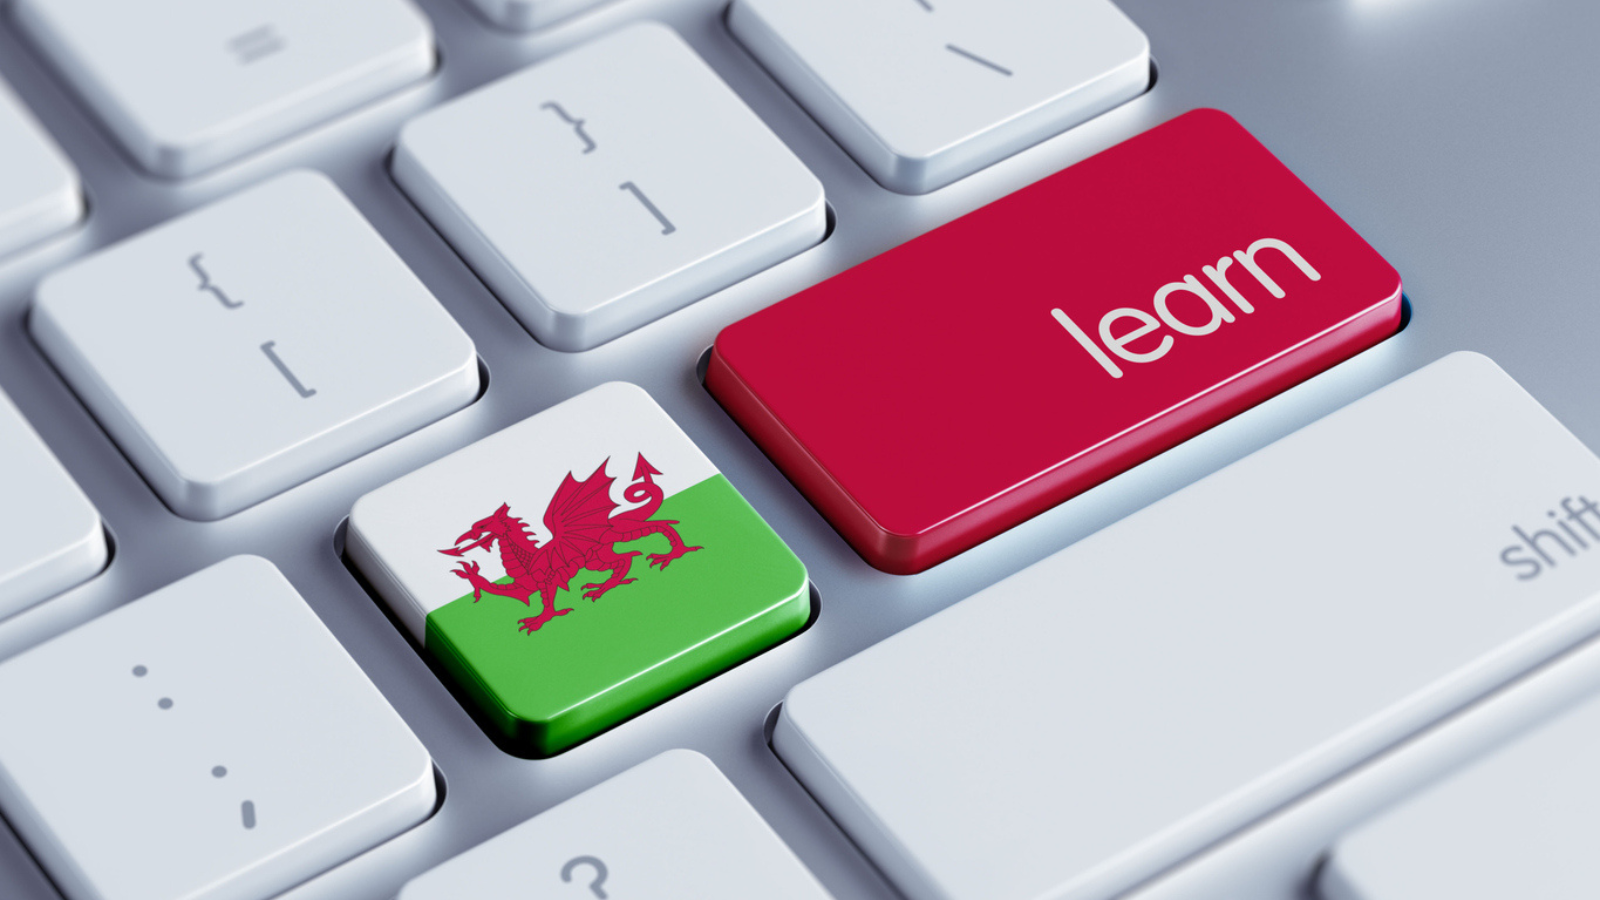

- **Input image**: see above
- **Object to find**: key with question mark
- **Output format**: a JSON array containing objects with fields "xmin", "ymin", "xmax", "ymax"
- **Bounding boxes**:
[{"xmin": 397, "ymin": 751, "xmax": 831, "ymax": 899}]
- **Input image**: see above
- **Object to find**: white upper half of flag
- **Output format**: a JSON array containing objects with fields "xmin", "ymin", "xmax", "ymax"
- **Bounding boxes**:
[{"xmin": 349, "ymin": 382, "xmax": 719, "ymax": 636}]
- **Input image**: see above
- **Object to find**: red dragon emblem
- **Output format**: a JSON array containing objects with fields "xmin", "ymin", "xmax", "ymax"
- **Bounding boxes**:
[{"xmin": 439, "ymin": 454, "xmax": 702, "ymax": 634}]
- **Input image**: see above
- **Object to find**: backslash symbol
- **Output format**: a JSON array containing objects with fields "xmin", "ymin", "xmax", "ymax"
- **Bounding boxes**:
[{"xmin": 228, "ymin": 25, "xmax": 286, "ymax": 65}]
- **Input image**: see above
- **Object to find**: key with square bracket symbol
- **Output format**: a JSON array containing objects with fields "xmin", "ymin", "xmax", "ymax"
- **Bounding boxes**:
[
  {"xmin": 730, "ymin": 0, "xmax": 1151, "ymax": 193},
  {"xmin": 30, "ymin": 170, "xmax": 480, "ymax": 520},
  {"xmin": 393, "ymin": 22, "xmax": 826, "ymax": 352}
]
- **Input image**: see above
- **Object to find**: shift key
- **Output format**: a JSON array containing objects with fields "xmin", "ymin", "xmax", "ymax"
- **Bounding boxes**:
[
  {"xmin": 708, "ymin": 108, "xmax": 1403, "ymax": 573},
  {"xmin": 773, "ymin": 352, "xmax": 1600, "ymax": 900}
]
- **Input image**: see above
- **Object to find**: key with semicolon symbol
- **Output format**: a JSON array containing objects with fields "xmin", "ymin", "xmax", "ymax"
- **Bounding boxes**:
[
  {"xmin": 0, "ymin": 556, "xmax": 437, "ymax": 900},
  {"xmin": 0, "ymin": 76, "xmax": 82, "ymax": 261},
  {"xmin": 770, "ymin": 352, "xmax": 1600, "ymax": 900},
  {"xmin": 393, "ymin": 22, "xmax": 826, "ymax": 351},
  {"xmin": 0, "ymin": 384, "xmax": 107, "ymax": 621},
  {"xmin": 399, "ymin": 750, "xmax": 833, "ymax": 899},
  {"xmin": 1319, "ymin": 666, "xmax": 1600, "ymax": 900},
  {"xmin": 348, "ymin": 382, "xmax": 810, "ymax": 757},
  {"xmin": 30, "ymin": 169, "xmax": 480, "ymax": 521},
  {"xmin": 11, "ymin": 0, "xmax": 435, "ymax": 178},
  {"xmin": 708, "ymin": 108, "xmax": 1404, "ymax": 574},
  {"xmin": 729, "ymin": 0, "xmax": 1150, "ymax": 193}
]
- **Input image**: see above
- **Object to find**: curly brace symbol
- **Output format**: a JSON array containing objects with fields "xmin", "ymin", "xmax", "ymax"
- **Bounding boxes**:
[
  {"xmin": 541, "ymin": 102, "xmax": 597, "ymax": 154},
  {"xmin": 189, "ymin": 254, "xmax": 243, "ymax": 309}
]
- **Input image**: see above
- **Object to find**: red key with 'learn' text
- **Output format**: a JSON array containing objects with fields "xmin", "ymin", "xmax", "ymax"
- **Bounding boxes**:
[{"xmin": 708, "ymin": 109, "xmax": 1403, "ymax": 574}]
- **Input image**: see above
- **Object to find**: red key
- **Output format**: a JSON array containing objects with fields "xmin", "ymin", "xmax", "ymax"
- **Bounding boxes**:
[{"xmin": 708, "ymin": 109, "xmax": 1403, "ymax": 574}]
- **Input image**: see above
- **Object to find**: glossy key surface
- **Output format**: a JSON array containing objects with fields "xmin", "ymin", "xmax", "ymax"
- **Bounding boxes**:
[
  {"xmin": 30, "ymin": 170, "xmax": 480, "ymax": 521},
  {"xmin": 394, "ymin": 22, "xmax": 825, "ymax": 351},
  {"xmin": 709, "ymin": 108, "xmax": 1403, "ymax": 574},
  {"xmin": 0, "ymin": 556, "xmax": 436, "ymax": 900},
  {"xmin": 348, "ymin": 382, "xmax": 810, "ymax": 757},
  {"xmin": 457, "ymin": 0, "xmax": 608, "ymax": 32},
  {"xmin": 1319, "ymin": 677, "xmax": 1600, "ymax": 900},
  {"xmin": 773, "ymin": 352, "xmax": 1600, "ymax": 900},
  {"xmin": 12, "ymin": 0, "xmax": 434, "ymax": 178},
  {"xmin": 399, "ymin": 750, "xmax": 832, "ymax": 899},
  {"xmin": 729, "ymin": 0, "xmax": 1150, "ymax": 193},
  {"xmin": 0, "ymin": 385, "xmax": 105, "ymax": 620},
  {"xmin": 0, "ymin": 77, "xmax": 81, "ymax": 261}
]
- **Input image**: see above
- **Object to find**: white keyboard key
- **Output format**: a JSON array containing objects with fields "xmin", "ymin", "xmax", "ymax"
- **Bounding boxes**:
[
  {"xmin": 0, "ymin": 556, "xmax": 436, "ymax": 900},
  {"xmin": 1320, "ymin": 682, "xmax": 1600, "ymax": 900},
  {"xmin": 459, "ymin": 0, "xmax": 606, "ymax": 32},
  {"xmin": 399, "ymin": 750, "xmax": 831, "ymax": 900},
  {"xmin": 0, "ymin": 78, "xmax": 82, "ymax": 260},
  {"xmin": 774, "ymin": 352, "xmax": 1600, "ymax": 900},
  {"xmin": 730, "ymin": 0, "xmax": 1150, "ymax": 194},
  {"xmin": 394, "ymin": 22, "xmax": 826, "ymax": 351},
  {"xmin": 13, "ymin": 0, "xmax": 434, "ymax": 178},
  {"xmin": 31, "ymin": 170, "xmax": 479, "ymax": 520},
  {"xmin": 0, "ymin": 386, "xmax": 105, "ymax": 620}
]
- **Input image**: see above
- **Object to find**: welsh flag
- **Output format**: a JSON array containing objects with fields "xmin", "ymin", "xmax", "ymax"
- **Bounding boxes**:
[{"xmin": 349, "ymin": 383, "xmax": 809, "ymax": 757}]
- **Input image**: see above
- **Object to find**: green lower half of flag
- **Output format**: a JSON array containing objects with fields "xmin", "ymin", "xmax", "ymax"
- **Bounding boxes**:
[{"xmin": 424, "ymin": 474, "xmax": 809, "ymax": 757}]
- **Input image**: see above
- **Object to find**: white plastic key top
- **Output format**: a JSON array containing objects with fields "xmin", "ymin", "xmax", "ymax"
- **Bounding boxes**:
[
  {"xmin": 458, "ymin": 0, "xmax": 607, "ymax": 32},
  {"xmin": 0, "ymin": 78, "xmax": 82, "ymax": 260},
  {"xmin": 0, "ymin": 386, "xmax": 105, "ymax": 620},
  {"xmin": 0, "ymin": 556, "xmax": 437, "ymax": 900},
  {"xmin": 12, "ymin": 0, "xmax": 434, "ymax": 178},
  {"xmin": 31, "ymin": 170, "xmax": 479, "ymax": 520},
  {"xmin": 394, "ymin": 22, "xmax": 826, "ymax": 351},
  {"xmin": 729, "ymin": 0, "xmax": 1150, "ymax": 194},
  {"xmin": 774, "ymin": 352, "xmax": 1600, "ymax": 900},
  {"xmin": 399, "ymin": 750, "xmax": 832, "ymax": 900},
  {"xmin": 1319, "ymin": 679, "xmax": 1600, "ymax": 900}
]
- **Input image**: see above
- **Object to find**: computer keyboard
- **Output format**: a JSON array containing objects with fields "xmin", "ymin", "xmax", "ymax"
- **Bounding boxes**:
[{"xmin": 4, "ymin": 1, "xmax": 1600, "ymax": 900}]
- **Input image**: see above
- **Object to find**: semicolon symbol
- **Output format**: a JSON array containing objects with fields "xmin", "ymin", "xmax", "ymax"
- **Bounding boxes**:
[
  {"xmin": 561, "ymin": 856, "xmax": 609, "ymax": 898},
  {"xmin": 189, "ymin": 254, "xmax": 243, "ymax": 309}
]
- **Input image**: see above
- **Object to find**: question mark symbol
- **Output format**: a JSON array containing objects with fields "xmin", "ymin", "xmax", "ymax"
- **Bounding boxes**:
[{"xmin": 561, "ymin": 856, "xmax": 609, "ymax": 898}]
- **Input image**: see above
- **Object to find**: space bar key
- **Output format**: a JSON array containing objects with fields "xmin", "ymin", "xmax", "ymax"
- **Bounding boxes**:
[{"xmin": 774, "ymin": 351, "xmax": 1600, "ymax": 900}]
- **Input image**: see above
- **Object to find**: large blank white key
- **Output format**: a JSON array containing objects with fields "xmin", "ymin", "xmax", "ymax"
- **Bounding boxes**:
[
  {"xmin": 394, "ymin": 22, "xmax": 826, "ymax": 351},
  {"xmin": 0, "ymin": 556, "xmax": 436, "ymax": 900},
  {"xmin": 0, "ymin": 78, "xmax": 81, "ymax": 260},
  {"xmin": 1320, "ymin": 682, "xmax": 1600, "ymax": 900},
  {"xmin": 730, "ymin": 0, "xmax": 1150, "ymax": 194},
  {"xmin": 399, "ymin": 750, "xmax": 831, "ymax": 900},
  {"xmin": 775, "ymin": 352, "xmax": 1600, "ymax": 900},
  {"xmin": 13, "ymin": 0, "xmax": 434, "ymax": 178},
  {"xmin": 0, "ymin": 386, "xmax": 105, "ymax": 620},
  {"xmin": 458, "ymin": 0, "xmax": 607, "ymax": 33},
  {"xmin": 31, "ymin": 170, "xmax": 479, "ymax": 520}
]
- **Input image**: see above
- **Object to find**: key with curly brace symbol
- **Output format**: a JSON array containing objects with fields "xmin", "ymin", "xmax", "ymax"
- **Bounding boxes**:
[{"xmin": 541, "ymin": 101, "xmax": 597, "ymax": 154}]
